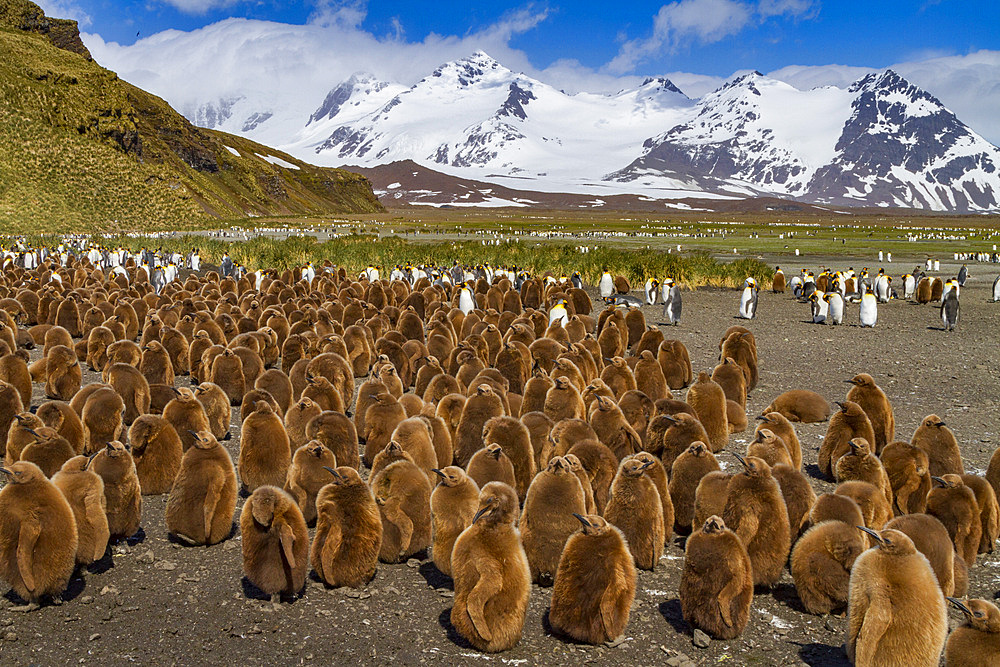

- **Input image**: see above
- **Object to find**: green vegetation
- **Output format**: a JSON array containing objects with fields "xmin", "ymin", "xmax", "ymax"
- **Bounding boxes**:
[
  {"xmin": 0, "ymin": 0, "xmax": 381, "ymax": 232},
  {"xmin": 57, "ymin": 234, "xmax": 770, "ymax": 288}
]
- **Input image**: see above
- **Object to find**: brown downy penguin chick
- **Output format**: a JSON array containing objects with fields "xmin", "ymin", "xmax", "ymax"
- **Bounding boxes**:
[
  {"xmin": 818, "ymin": 401, "xmax": 876, "ymax": 479},
  {"xmin": 369, "ymin": 441, "xmax": 413, "ymax": 481},
  {"xmin": 563, "ymin": 453, "xmax": 597, "ymax": 514},
  {"xmin": 927, "ymin": 474, "xmax": 981, "ymax": 567},
  {"xmin": 544, "ymin": 376, "xmax": 585, "ymax": 422},
  {"xmin": 163, "ymin": 387, "xmax": 211, "ymax": 452},
  {"xmin": 211, "ymin": 349, "xmax": 245, "ymax": 406},
  {"xmin": 466, "ymin": 443, "xmax": 517, "ymax": 492},
  {"xmin": 165, "ymin": 430, "xmax": 237, "ymax": 546},
  {"xmin": 567, "ymin": 440, "xmax": 618, "ymax": 514},
  {"xmin": 81, "ymin": 387, "xmax": 125, "ymax": 455},
  {"xmin": 960, "ymin": 474, "xmax": 1000, "ymax": 554},
  {"xmin": 633, "ymin": 451, "xmax": 674, "ymax": 544},
  {"xmin": 880, "ymin": 440, "xmax": 931, "ymax": 515},
  {"xmin": 603, "ymin": 455, "xmax": 664, "ymax": 570},
  {"xmin": 836, "ymin": 480, "xmax": 892, "ymax": 533},
  {"xmin": 722, "ymin": 453, "xmax": 790, "ymax": 587},
  {"xmin": 836, "ymin": 437, "xmax": 893, "ymax": 508},
  {"xmin": 52, "ymin": 456, "xmax": 109, "ymax": 566},
  {"xmin": 549, "ymin": 513, "xmax": 637, "ymax": 644},
  {"xmin": 847, "ymin": 527, "xmax": 947, "ymax": 667},
  {"xmin": 430, "ymin": 466, "xmax": 479, "ymax": 577},
  {"xmin": 755, "ymin": 412, "xmax": 802, "ymax": 470},
  {"xmin": 105, "ymin": 363, "xmax": 150, "ymax": 426},
  {"xmin": 390, "ymin": 416, "xmax": 438, "ymax": 481},
  {"xmin": 771, "ymin": 463, "xmax": 817, "ymax": 536},
  {"xmin": 127, "ymin": 415, "xmax": 183, "ymax": 495},
  {"xmin": 36, "ymin": 401, "xmax": 85, "ymax": 456},
  {"xmin": 912, "ymin": 414, "xmax": 963, "ymax": 476},
  {"xmin": 451, "ymin": 482, "xmax": 531, "ymax": 652},
  {"xmin": 790, "ymin": 520, "xmax": 865, "ymax": 614},
  {"xmin": 692, "ymin": 471, "xmax": 732, "ymax": 531},
  {"xmin": 658, "ymin": 412, "xmax": 712, "ymax": 471},
  {"xmin": 482, "ymin": 416, "xmax": 536, "ymax": 502},
  {"xmin": 240, "ymin": 486, "xmax": 309, "ymax": 602},
  {"xmin": 0, "ymin": 350, "xmax": 32, "ymax": 411},
  {"xmin": 284, "ymin": 441, "xmax": 337, "ymax": 525},
  {"xmin": 808, "ymin": 493, "xmax": 866, "ymax": 534},
  {"xmin": 657, "ymin": 339, "xmax": 693, "ymax": 390},
  {"xmin": 363, "ymin": 390, "xmax": 408, "ymax": 468},
  {"xmin": 91, "ymin": 441, "xmax": 142, "ymax": 541},
  {"xmin": 669, "ymin": 442, "xmax": 720, "ymax": 533},
  {"xmin": 726, "ymin": 400, "xmax": 748, "ymax": 434},
  {"xmin": 520, "ymin": 456, "xmax": 587, "ymax": 586},
  {"xmin": 18, "ymin": 426, "xmax": 75, "ymax": 478},
  {"xmin": 746, "ymin": 428, "xmax": 792, "ymax": 468},
  {"xmin": 589, "ymin": 395, "xmax": 642, "ymax": 462},
  {"xmin": 0, "ymin": 383, "xmax": 23, "ymax": 450},
  {"xmin": 311, "ymin": 466, "xmax": 382, "ymax": 588},
  {"xmin": 454, "ymin": 384, "xmax": 505, "ymax": 467},
  {"xmin": 284, "ymin": 397, "xmax": 322, "ymax": 450},
  {"xmin": 0, "ymin": 462, "xmax": 78, "ymax": 606},
  {"xmin": 712, "ymin": 357, "xmax": 747, "ymax": 408},
  {"xmin": 885, "ymin": 513, "xmax": 957, "ymax": 596},
  {"xmin": 238, "ymin": 401, "xmax": 291, "ymax": 494},
  {"xmin": 762, "ymin": 389, "xmax": 831, "ymax": 423},
  {"xmin": 686, "ymin": 372, "xmax": 728, "ymax": 452},
  {"xmin": 6, "ymin": 412, "xmax": 44, "ymax": 465},
  {"xmin": 680, "ymin": 515, "xmax": 753, "ymax": 640},
  {"xmin": 140, "ymin": 341, "xmax": 174, "ymax": 386},
  {"xmin": 194, "ymin": 382, "xmax": 231, "ymax": 441},
  {"xmin": 634, "ymin": 350, "xmax": 669, "ymax": 402},
  {"xmin": 845, "ymin": 373, "xmax": 894, "ymax": 454},
  {"xmin": 372, "ymin": 458, "xmax": 432, "ymax": 563},
  {"xmin": 944, "ymin": 598, "xmax": 1000, "ymax": 667},
  {"xmin": 44, "ymin": 345, "xmax": 81, "ymax": 401}
]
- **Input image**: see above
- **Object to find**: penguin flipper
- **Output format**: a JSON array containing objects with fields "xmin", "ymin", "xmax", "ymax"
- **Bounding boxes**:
[
  {"xmin": 203, "ymin": 475, "xmax": 224, "ymax": 541},
  {"xmin": 600, "ymin": 563, "xmax": 628, "ymax": 633},
  {"xmin": 278, "ymin": 522, "xmax": 297, "ymax": 569},
  {"xmin": 382, "ymin": 497, "xmax": 414, "ymax": 555},
  {"xmin": 17, "ymin": 518, "xmax": 41, "ymax": 593},
  {"xmin": 856, "ymin": 592, "xmax": 892, "ymax": 666},
  {"xmin": 467, "ymin": 562, "xmax": 503, "ymax": 641}
]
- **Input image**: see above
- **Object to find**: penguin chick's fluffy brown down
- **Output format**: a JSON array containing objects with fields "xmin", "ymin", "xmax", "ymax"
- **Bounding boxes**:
[
  {"xmin": 549, "ymin": 514, "xmax": 637, "ymax": 644},
  {"xmin": 603, "ymin": 456, "xmax": 664, "ymax": 570},
  {"xmin": 372, "ymin": 459, "xmax": 432, "ymax": 564},
  {"xmin": 790, "ymin": 520, "xmax": 865, "ymax": 615},
  {"xmin": 450, "ymin": 482, "xmax": 531, "ymax": 653},
  {"xmin": 240, "ymin": 486, "xmax": 309, "ymax": 601},
  {"xmin": 847, "ymin": 527, "xmax": 947, "ymax": 667},
  {"xmin": 311, "ymin": 466, "xmax": 382, "ymax": 589},
  {"xmin": 91, "ymin": 441, "xmax": 142, "ymax": 541},
  {"xmin": 165, "ymin": 430, "xmax": 237, "ymax": 546},
  {"xmin": 680, "ymin": 515, "xmax": 753, "ymax": 640},
  {"xmin": 520, "ymin": 456, "xmax": 587, "ymax": 586},
  {"xmin": 429, "ymin": 466, "xmax": 479, "ymax": 578},
  {"xmin": 0, "ymin": 461, "xmax": 78, "ymax": 604},
  {"xmin": 944, "ymin": 598, "xmax": 1000, "ymax": 667},
  {"xmin": 284, "ymin": 441, "xmax": 337, "ymax": 525},
  {"xmin": 238, "ymin": 402, "xmax": 291, "ymax": 494},
  {"xmin": 52, "ymin": 456, "xmax": 109, "ymax": 566},
  {"xmin": 722, "ymin": 454, "xmax": 790, "ymax": 587}
]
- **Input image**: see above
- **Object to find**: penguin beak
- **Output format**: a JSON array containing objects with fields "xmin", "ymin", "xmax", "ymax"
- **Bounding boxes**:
[
  {"xmin": 431, "ymin": 469, "xmax": 446, "ymax": 478},
  {"xmin": 572, "ymin": 513, "xmax": 592, "ymax": 528},
  {"xmin": 472, "ymin": 503, "xmax": 493, "ymax": 524},
  {"xmin": 844, "ymin": 379, "xmax": 857, "ymax": 385},
  {"xmin": 322, "ymin": 466, "xmax": 341, "ymax": 480},
  {"xmin": 0, "ymin": 468, "xmax": 11, "ymax": 477},
  {"xmin": 638, "ymin": 459, "xmax": 654, "ymax": 472},
  {"xmin": 931, "ymin": 476, "xmax": 947, "ymax": 487},
  {"xmin": 935, "ymin": 421, "xmax": 946, "ymax": 428},
  {"xmin": 835, "ymin": 402, "xmax": 847, "ymax": 411},
  {"xmin": 86, "ymin": 452, "xmax": 98, "ymax": 469},
  {"xmin": 24, "ymin": 428, "xmax": 38, "ymax": 437},
  {"xmin": 857, "ymin": 526, "xmax": 883, "ymax": 545},
  {"xmin": 662, "ymin": 414, "xmax": 678, "ymax": 424},
  {"xmin": 754, "ymin": 415, "xmax": 768, "ymax": 421},
  {"xmin": 728, "ymin": 451, "xmax": 749, "ymax": 469},
  {"xmin": 171, "ymin": 387, "xmax": 182, "ymax": 396},
  {"xmin": 946, "ymin": 597, "xmax": 973, "ymax": 617}
]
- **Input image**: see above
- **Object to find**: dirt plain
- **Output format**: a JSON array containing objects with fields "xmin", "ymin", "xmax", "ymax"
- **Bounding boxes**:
[{"xmin": 1, "ymin": 252, "xmax": 999, "ymax": 666}]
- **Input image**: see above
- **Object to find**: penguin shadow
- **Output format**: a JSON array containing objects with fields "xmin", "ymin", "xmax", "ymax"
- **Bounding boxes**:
[
  {"xmin": 771, "ymin": 582, "xmax": 809, "ymax": 614},
  {"xmin": 436, "ymin": 606, "xmax": 476, "ymax": 651},
  {"xmin": 418, "ymin": 561, "xmax": 452, "ymax": 591},
  {"xmin": 166, "ymin": 522, "xmax": 238, "ymax": 547},
  {"xmin": 240, "ymin": 576, "xmax": 304, "ymax": 605},
  {"xmin": 121, "ymin": 527, "xmax": 147, "ymax": 546},
  {"xmin": 656, "ymin": 598, "xmax": 688, "ymax": 634},
  {"xmin": 61, "ymin": 574, "xmax": 88, "ymax": 602},
  {"xmin": 87, "ymin": 546, "xmax": 115, "ymax": 574},
  {"xmin": 796, "ymin": 640, "xmax": 850, "ymax": 666},
  {"xmin": 926, "ymin": 326, "xmax": 949, "ymax": 332},
  {"xmin": 803, "ymin": 463, "xmax": 824, "ymax": 482}
]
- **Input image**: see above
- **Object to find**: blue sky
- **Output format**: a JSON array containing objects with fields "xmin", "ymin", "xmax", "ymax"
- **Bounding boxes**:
[{"xmin": 46, "ymin": 0, "xmax": 1000, "ymax": 78}]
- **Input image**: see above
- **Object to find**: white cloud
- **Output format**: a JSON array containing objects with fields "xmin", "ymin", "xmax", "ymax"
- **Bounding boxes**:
[
  {"xmin": 607, "ymin": 0, "xmax": 816, "ymax": 74},
  {"xmin": 158, "ymin": 0, "xmax": 242, "ymax": 14},
  {"xmin": 35, "ymin": 0, "xmax": 92, "ymax": 26}
]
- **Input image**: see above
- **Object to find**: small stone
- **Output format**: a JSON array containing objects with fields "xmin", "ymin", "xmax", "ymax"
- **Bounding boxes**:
[
  {"xmin": 4, "ymin": 631, "xmax": 16, "ymax": 642},
  {"xmin": 100, "ymin": 586, "xmax": 119, "ymax": 596},
  {"xmin": 438, "ymin": 590, "xmax": 454, "ymax": 598},
  {"xmin": 604, "ymin": 635, "xmax": 627, "ymax": 648},
  {"xmin": 692, "ymin": 629, "xmax": 711, "ymax": 649},
  {"xmin": 137, "ymin": 550, "xmax": 155, "ymax": 564},
  {"xmin": 406, "ymin": 559, "xmax": 420, "ymax": 568},
  {"xmin": 824, "ymin": 618, "xmax": 838, "ymax": 632},
  {"xmin": 80, "ymin": 596, "xmax": 94, "ymax": 605},
  {"xmin": 154, "ymin": 560, "xmax": 177, "ymax": 571},
  {"xmin": 89, "ymin": 633, "xmax": 100, "ymax": 642}
]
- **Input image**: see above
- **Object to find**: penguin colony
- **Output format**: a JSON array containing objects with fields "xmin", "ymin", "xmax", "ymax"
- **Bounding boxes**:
[{"xmin": 0, "ymin": 245, "xmax": 997, "ymax": 665}]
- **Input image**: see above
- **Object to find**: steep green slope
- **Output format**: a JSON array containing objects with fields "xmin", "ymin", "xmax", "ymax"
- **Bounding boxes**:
[{"xmin": 0, "ymin": 0, "xmax": 382, "ymax": 232}]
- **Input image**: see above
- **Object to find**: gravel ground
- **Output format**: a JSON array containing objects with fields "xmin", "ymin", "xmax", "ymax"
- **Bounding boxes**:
[{"xmin": 1, "ymin": 254, "xmax": 998, "ymax": 666}]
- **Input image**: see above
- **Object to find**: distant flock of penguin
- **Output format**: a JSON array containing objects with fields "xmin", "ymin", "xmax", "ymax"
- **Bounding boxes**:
[{"xmin": 0, "ymin": 237, "xmax": 999, "ymax": 665}]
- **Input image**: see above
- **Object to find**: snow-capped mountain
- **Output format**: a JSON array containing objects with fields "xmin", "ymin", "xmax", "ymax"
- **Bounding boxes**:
[{"xmin": 174, "ymin": 51, "xmax": 1000, "ymax": 212}]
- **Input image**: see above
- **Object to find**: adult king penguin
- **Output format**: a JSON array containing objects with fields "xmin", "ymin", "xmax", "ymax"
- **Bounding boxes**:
[
  {"xmin": 548, "ymin": 299, "xmax": 569, "ymax": 328},
  {"xmin": 662, "ymin": 279, "xmax": 682, "ymax": 326},
  {"xmin": 738, "ymin": 278, "xmax": 758, "ymax": 320},
  {"xmin": 824, "ymin": 292, "xmax": 844, "ymax": 325},
  {"xmin": 644, "ymin": 279, "xmax": 659, "ymax": 305},
  {"xmin": 599, "ymin": 270, "xmax": 614, "ymax": 298},
  {"xmin": 957, "ymin": 263, "xmax": 968, "ymax": 286},
  {"xmin": 993, "ymin": 274, "xmax": 1000, "ymax": 302},
  {"xmin": 458, "ymin": 283, "xmax": 476, "ymax": 316},
  {"xmin": 809, "ymin": 292, "xmax": 828, "ymax": 324},
  {"xmin": 859, "ymin": 286, "xmax": 878, "ymax": 328},
  {"xmin": 941, "ymin": 289, "xmax": 960, "ymax": 332}
]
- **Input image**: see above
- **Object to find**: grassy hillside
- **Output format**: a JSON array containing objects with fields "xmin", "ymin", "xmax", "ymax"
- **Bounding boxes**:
[{"xmin": 0, "ymin": 0, "xmax": 382, "ymax": 232}]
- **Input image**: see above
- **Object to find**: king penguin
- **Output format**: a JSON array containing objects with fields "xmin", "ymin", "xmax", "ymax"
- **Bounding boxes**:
[
  {"xmin": 548, "ymin": 299, "xmax": 569, "ymax": 327},
  {"xmin": 809, "ymin": 292, "xmax": 828, "ymax": 324},
  {"xmin": 738, "ymin": 278, "xmax": 758, "ymax": 320},
  {"xmin": 662, "ymin": 279, "xmax": 682, "ymax": 325},
  {"xmin": 458, "ymin": 283, "xmax": 476, "ymax": 315},
  {"xmin": 941, "ymin": 289, "xmax": 960, "ymax": 331},
  {"xmin": 993, "ymin": 274, "xmax": 1000, "ymax": 302},
  {"xmin": 599, "ymin": 270, "xmax": 614, "ymax": 298},
  {"xmin": 859, "ymin": 286, "xmax": 878, "ymax": 328},
  {"xmin": 824, "ymin": 292, "xmax": 844, "ymax": 325},
  {"xmin": 644, "ymin": 279, "xmax": 659, "ymax": 305},
  {"xmin": 957, "ymin": 263, "xmax": 968, "ymax": 286}
]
